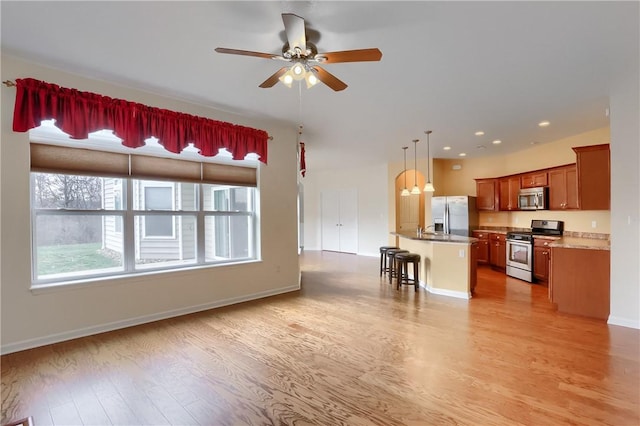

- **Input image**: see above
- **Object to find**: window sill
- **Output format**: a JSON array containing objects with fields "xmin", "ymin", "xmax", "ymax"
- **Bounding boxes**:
[{"xmin": 30, "ymin": 259, "xmax": 262, "ymax": 295}]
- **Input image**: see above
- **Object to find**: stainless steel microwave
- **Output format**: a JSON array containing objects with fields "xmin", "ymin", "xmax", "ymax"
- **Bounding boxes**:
[{"xmin": 518, "ymin": 187, "xmax": 548, "ymax": 210}]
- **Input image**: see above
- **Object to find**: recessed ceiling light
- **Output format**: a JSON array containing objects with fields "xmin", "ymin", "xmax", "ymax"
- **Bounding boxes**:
[
  {"xmin": 538, "ymin": 120, "xmax": 550, "ymax": 127},
  {"xmin": 443, "ymin": 146, "xmax": 451, "ymax": 150},
  {"xmin": 475, "ymin": 131, "xmax": 484, "ymax": 136},
  {"xmin": 459, "ymin": 153, "xmax": 467, "ymax": 157},
  {"xmin": 492, "ymin": 140, "xmax": 502, "ymax": 144}
]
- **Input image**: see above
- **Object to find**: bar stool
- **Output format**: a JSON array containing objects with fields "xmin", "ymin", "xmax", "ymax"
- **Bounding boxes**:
[
  {"xmin": 386, "ymin": 249, "xmax": 409, "ymax": 284},
  {"xmin": 394, "ymin": 252, "xmax": 421, "ymax": 291},
  {"xmin": 379, "ymin": 246, "xmax": 399, "ymax": 276}
]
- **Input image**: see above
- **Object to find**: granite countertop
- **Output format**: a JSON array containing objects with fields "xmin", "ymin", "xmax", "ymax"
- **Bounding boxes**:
[
  {"xmin": 549, "ymin": 237, "xmax": 610, "ymax": 250},
  {"xmin": 474, "ymin": 229, "xmax": 508, "ymax": 235},
  {"xmin": 392, "ymin": 232, "xmax": 478, "ymax": 244},
  {"xmin": 473, "ymin": 228, "xmax": 609, "ymax": 250}
]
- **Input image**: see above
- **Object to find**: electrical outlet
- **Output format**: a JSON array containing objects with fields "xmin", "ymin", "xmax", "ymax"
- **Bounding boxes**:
[
  {"xmin": 592, "ymin": 221, "xmax": 597, "ymax": 228},
  {"xmin": 515, "ymin": 217, "xmax": 519, "ymax": 224},
  {"xmin": 459, "ymin": 249, "xmax": 465, "ymax": 258}
]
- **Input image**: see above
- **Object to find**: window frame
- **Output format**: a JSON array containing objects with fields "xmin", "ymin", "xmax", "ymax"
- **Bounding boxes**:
[{"xmin": 30, "ymin": 172, "xmax": 259, "ymax": 287}]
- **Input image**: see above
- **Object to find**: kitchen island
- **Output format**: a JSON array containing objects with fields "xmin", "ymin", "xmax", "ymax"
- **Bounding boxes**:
[{"xmin": 392, "ymin": 232, "xmax": 478, "ymax": 299}]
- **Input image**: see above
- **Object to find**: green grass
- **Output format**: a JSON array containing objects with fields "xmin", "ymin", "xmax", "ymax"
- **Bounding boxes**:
[{"xmin": 37, "ymin": 242, "xmax": 121, "ymax": 276}]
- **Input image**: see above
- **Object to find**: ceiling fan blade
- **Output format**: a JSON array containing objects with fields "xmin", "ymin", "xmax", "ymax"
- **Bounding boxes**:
[
  {"xmin": 316, "ymin": 48, "xmax": 383, "ymax": 64},
  {"xmin": 259, "ymin": 67, "xmax": 289, "ymax": 88},
  {"xmin": 282, "ymin": 13, "xmax": 306, "ymax": 53},
  {"xmin": 311, "ymin": 66, "xmax": 348, "ymax": 92},
  {"xmin": 215, "ymin": 47, "xmax": 276, "ymax": 59}
]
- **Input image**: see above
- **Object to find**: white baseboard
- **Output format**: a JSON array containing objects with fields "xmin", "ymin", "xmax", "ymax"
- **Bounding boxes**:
[
  {"xmin": 1, "ymin": 285, "xmax": 300, "ymax": 355},
  {"xmin": 607, "ymin": 315, "xmax": 640, "ymax": 329},
  {"xmin": 423, "ymin": 280, "xmax": 471, "ymax": 300},
  {"xmin": 357, "ymin": 251, "xmax": 378, "ymax": 258}
]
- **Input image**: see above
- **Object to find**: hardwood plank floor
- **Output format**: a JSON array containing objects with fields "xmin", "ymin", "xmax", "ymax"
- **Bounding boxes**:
[{"xmin": 2, "ymin": 250, "xmax": 639, "ymax": 425}]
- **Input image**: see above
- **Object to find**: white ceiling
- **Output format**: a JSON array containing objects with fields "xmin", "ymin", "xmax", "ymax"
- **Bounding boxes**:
[{"xmin": 1, "ymin": 1, "xmax": 638, "ymax": 171}]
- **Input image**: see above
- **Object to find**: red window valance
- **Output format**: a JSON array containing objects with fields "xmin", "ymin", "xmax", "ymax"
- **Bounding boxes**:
[{"xmin": 12, "ymin": 78, "xmax": 269, "ymax": 164}]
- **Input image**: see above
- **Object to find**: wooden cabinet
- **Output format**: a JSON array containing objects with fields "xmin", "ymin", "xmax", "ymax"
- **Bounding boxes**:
[
  {"xmin": 498, "ymin": 176, "xmax": 520, "ymax": 211},
  {"xmin": 472, "ymin": 231, "xmax": 489, "ymax": 264},
  {"xmin": 533, "ymin": 238, "xmax": 552, "ymax": 283},
  {"xmin": 550, "ymin": 247, "xmax": 610, "ymax": 320},
  {"xmin": 489, "ymin": 233, "xmax": 506, "ymax": 270},
  {"xmin": 520, "ymin": 171, "xmax": 548, "ymax": 188},
  {"xmin": 573, "ymin": 144, "xmax": 610, "ymax": 210},
  {"xmin": 548, "ymin": 164, "xmax": 578, "ymax": 210},
  {"xmin": 470, "ymin": 241, "xmax": 478, "ymax": 295},
  {"xmin": 475, "ymin": 179, "xmax": 498, "ymax": 211}
]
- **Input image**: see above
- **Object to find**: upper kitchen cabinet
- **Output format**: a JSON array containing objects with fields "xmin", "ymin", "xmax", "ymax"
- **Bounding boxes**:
[
  {"xmin": 498, "ymin": 176, "xmax": 521, "ymax": 211},
  {"xmin": 475, "ymin": 178, "xmax": 498, "ymax": 211},
  {"xmin": 548, "ymin": 164, "xmax": 579, "ymax": 210},
  {"xmin": 573, "ymin": 144, "xmax": 610, "ymax": 210},
  {"xmin": 520, "ymin": 171, "xmax": 548, "ymax": 189}
]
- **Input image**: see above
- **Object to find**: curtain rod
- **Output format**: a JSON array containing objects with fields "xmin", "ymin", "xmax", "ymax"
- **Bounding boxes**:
[{"xmin": 3, "ymin": 80, "xmax": 273, "ymax": 140}]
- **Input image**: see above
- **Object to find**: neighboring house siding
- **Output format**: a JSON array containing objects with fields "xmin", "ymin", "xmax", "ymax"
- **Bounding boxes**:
[{"xmin": 103, "ymin": 178, "xmax": 123, "ymax": 253}]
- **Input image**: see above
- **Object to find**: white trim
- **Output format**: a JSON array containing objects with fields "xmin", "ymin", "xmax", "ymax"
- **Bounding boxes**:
[
  {"xmin": 357, "ymin": 251, "xmax": 379, "ymax": 258},
  {"xmin": 423, "ymin": 280, "xmax": 471, "ymax": 300},
  {"xmin": 607, "ymin": 315, "xmax": 640, "ymax": 329},
  {"xmin": 1, "ymin": 284, "xmax": 300, "ymax": 355}
]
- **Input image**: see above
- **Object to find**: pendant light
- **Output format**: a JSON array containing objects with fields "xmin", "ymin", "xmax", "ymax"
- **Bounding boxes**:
[
  {"xmin": 423, "ymin": 130, "xmax": 435, "ymax": 192},
  {"xmin": 411, "ymin": 139, "xmax": 421, "ymax": 194},
  {"xmin": 401, "ymin": 146, "xmax": 410, "ymax": 196}
]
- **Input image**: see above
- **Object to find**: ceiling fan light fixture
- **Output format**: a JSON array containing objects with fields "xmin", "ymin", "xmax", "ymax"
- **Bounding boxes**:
[
  {"xmin": 305, "ymin": 72, "xmax": 319, "ymax": 88},
  {"xmin": 279, "ymin": 70, "xmax": 294, "ymax": 87},
  {"xmin": 291, "ymin": 62, "xmax": 306, "ymax": 80}
]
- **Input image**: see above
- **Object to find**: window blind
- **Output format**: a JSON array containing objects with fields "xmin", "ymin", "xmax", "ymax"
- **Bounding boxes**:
[{"xmin": 30, "ymin": 143, "xmax": 257, "ymax": 186}]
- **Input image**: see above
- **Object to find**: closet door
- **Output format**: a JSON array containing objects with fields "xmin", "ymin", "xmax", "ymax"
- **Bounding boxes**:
[
  {"xmin": 337, "ymin": 188, "xmax": 358, "ymax": 253},
  {"xmin": 321, "ymin": 189, "xmax": 358, "ymax": 253},
  {"xmin": 321, "ymin": 190, "xmax": 341, "ymax": 252}
]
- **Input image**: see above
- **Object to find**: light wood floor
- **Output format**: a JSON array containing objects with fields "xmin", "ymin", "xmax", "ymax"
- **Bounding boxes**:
[{"xmin": 2, "ymin": 251, "xmax": 639, "ymax": 425}]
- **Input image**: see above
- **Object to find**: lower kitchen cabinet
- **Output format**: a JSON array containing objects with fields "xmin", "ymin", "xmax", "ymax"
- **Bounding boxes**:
[
  {"xmin": 470, "ymin": 241, "xmax": 478, "ymax": 294},
  {"xmin": 472, "ymin": 231, "xmax": 489, "ymax": 264},
  {"xmin": 549, "ymin": 247, "xmax": 610, "ymax": 320},
  {"xmin": 533, "ymin": 238, "xmax": 552, "ymax": 283},
  {"xmin": 489, "ymin": 233, "xmax": 506, "ymax": 270}
]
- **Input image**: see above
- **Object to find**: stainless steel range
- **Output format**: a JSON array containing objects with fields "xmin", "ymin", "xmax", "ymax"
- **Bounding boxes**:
[{"xmin": 506, "ymin": 220, "xmax": 563, "ymax": 282}]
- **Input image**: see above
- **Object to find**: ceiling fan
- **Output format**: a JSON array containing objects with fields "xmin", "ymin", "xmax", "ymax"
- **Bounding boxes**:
[{"xmin": 215, "ymin": 13, "xmax": 382, "ymax": 92}]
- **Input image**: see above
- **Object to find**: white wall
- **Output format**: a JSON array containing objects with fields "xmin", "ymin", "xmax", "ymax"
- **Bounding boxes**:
[
  {"xmin": 0, "ymin": 55, "xmax": 301, "ymax": 353},
  {"xmin": 302, "ymin": 163, "xmax": 389, "ymax": 256},
  {"xmin": 609, "ymin": 64, "xmax": 640, "ymax": 329}
]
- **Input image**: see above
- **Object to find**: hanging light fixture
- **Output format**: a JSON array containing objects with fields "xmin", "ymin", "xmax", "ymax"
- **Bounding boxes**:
[
  {"xmin": 401, "ymin": 146, "xmax": 410, "ymax": 196},
  {"xmin": 423, "ymin": 130, "xmax": 435, "ymax": 192},
  {"xmin": 411, "ymin": 139, "xmax": 421, "ymax": 194},
  {"xmin": 279, "ymin": 61, "xmax": 319, "ymax": 89}
]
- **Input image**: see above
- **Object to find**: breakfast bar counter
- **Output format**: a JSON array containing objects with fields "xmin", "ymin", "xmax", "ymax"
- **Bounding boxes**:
[{"xmin": 392, "ymin": 232, "xmax": 478, "ymax": 299}]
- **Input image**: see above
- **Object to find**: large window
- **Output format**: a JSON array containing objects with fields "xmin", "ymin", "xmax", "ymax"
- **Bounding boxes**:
[{"xmin": 30, "ymin": 144, "xmax": 259, "ymax": 285}]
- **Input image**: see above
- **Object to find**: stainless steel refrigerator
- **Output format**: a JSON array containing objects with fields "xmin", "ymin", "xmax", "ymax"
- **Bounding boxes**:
[{"xmin": 431, "ymin": 196, "xmax": 479, "ymax": 236}]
